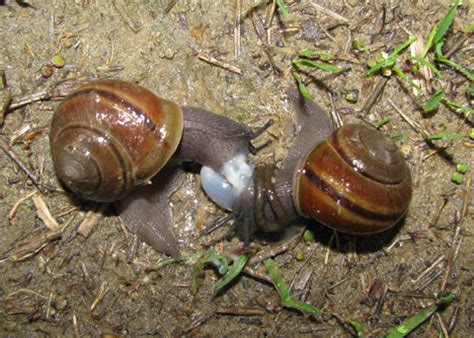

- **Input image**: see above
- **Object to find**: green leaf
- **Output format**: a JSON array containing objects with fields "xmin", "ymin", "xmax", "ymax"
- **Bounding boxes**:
[
  {"xmin": 409, "ymin": 56, "xmax": 443, "ymax": 78},
  {"xmin": 435, "ymin": 43, "xmax": 474, "ymax": 81},
  {"xmin": 346, "ymin": 319, "xmax": 365, "ymax": 337},
  {"xmin": 366, "ymin": 37, "xmax": 417, "ymax": 76},
  {"xmin": 303, "ymin": 229, "xmax": 314, "ymax": 243},
  {"xmin": 426, "ymin": 132, "xmax": 466, "ymax": 140},
  {"xmin": 292, "ymin": 71, "xmax": 313, "ymax": 100},
  {"xmin": 444, "ymin": 100, "xmax": 473, "ymax": 116},
  {"xmin": 456, "ymin": 163, "xmax": 468, "ymax": 174},
  {"xmin": 423, "ymin": 89, "xmax": 445, "ymax": 113},
  {"xmin": 451, "ymin": 172, "xmax": 464, "ymax": 184},
  {"xmin": 293, "ymin": 59, "xmax": 340, "ymax": 72},
  {"xmin": 392, "ymin": 66, "xmax": 421, "ymax": 91},
  {"xmin": 299, "ymin": 50, "xmax": 333, "ymax": 61},
  {"xmin": 275, "ymin": 0, "xmax": 289, "ymax": 18},
  {"xmin": 191, "ymin": 249, "xmax": 228, "ymax": 294},
  {"xmin": 386, "ymin": 308, "xmax": 437, "ymax": 338},
  {"xmin": 213, "ymin": 253, "xmax": 249, "ymax": 294},
  {"xmin": 264, "ymin": 258, "xmax": 320, "ymax": 314},
  {"xmin": 433, "ymin": 0, "xmax": 461, "ymax": 46},
  {"xmin": 148, "ymin": 251, "xmax": 206, "ymax": 271},
  {"xmin": 375, "ymin": 118, "xmax": 391, "ymax": 128}
]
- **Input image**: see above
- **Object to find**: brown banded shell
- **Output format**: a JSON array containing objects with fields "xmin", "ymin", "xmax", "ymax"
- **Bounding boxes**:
[
  {"xmin": 49, "ymin": 79, "xmax": 183, "ymax": 202},
  {"xmin": 294, "ymin": 124, "xmax": 412, "ymax": 234}
]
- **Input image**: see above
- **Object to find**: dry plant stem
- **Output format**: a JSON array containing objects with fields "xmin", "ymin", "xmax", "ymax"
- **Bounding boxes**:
[
  {"xmin": 459, "ymin": 176, "xmax": 471, "ymax": 223},
  {"xmin": 436, "ymin": 312, "xmax": 450, "ymax": 338},
  {"xmin": 309, "ymin": 1, "xmax": 349, "ymax": 24},
  {"xmin": 216, "ymin": 307, "xmax": 265, "ymax": 316},
  {"xmin": 265, "ymin": 0, "xmax": 276, "ymax": 29},
  {"xmin": 183, "ymin": 311, "xmax": 216, "ymax": 334},
  {"xmin": 164, "ymin": 0, "xmax": 177, "ymax": 14},
  {"xmin": 197, "ymin": 53, "xmax": 242, "ymax": 75},
  {"xmin": 411, "ymin": 255, "xmax": 444, "ymax": 284},
  {"xmin": 440, "ymin": 220, "xmax": 463, "ymax": 292},
  {"xmin": 327, "ymin": 91, "xmax": 342, "ymax": 128},
  {"xmin": 0, "ymin": 136, "xmax": 53, "ymax": 193},
  {"xmin": 90, "ymin": 281, "xmax": 110, "ymax": 311},
  {"xmin": 242, "ymin": 266, "xmax": 273, "ymax": 284},
  {"xmin": 387, "ymin": 98, "xmax": 431, "ymax": 139},
  {"xmin": 8, "ymin": 90, "xmax": 50, "ymax": 110},
  {"xmin": 361, "ymin": 77, "xmax": 388, "ymax": 114},
  {"xmin": 112, "ymin": 0, "xmax": 141, "ymax": 33},
  {"xmin": 76, "ymin": 203, "xmax": 108, "ymax": 238},
  {"xmin": 32, "ymin": 194, "xmax": 60, "ymax": 231},
  {"xmin": 9, "ymin": 229, "xmax": 62, "ymax": 261},
  {"xmin": 72, "ymin": 314, "xmax": 80, "ymax": 338},
  {"xmin": 234, "ymin": 0, "xmax": 242, "ymax": 60},
  {"xmin": 247, "ymin": 228, "xmax": 304, "ymax": 266},
  {"xmin": 444, "ymin": 35, "xmax": 468, "ymax": 59},
  {"xmin": 448, "ymin": 305, "xmax": 460, "ymax": 334},
  {"xmin": 8, "ymin": 190, "xmax": 38, "ymax": 225}
]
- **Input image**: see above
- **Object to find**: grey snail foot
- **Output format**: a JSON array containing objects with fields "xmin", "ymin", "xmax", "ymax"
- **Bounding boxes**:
[{"xmin": 117, "ymin": 166, "xmax": 184, "ymax": 258}]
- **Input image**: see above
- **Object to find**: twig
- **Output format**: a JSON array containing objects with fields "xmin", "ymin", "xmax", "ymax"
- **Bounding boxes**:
[
  {"xmin": 197, "ymin": 53, "xmax": 242, "ymax": 75},
  {"xmin": 76, "ymin": 203, "xmax": 108, "ymax": 238},
  {"xmin": 234, "ymin": 0, "xmax": 242, "ymax": 61},
  {"xmin": 309, "ymin": 1, "xmax": 349, "ymax": 24},
  {"xmin": 112, "ymin": 0, "xmax": 141, "ymax": 33},
  {"xmin": 9, "ymin": 190, "xmax": 38, "ymax": 225},
  {"xmin": 265, "ymin": 0, "xmax": 277, "ymax": 29},
  {"xmin": 0, "ymin": 136, "xmax": 54, "ymax": 193},
  {"xmin": 387, "ymin": 98, "xmax": 431, "ymax": 139},
  {"xmin": 247, "ymin": 228, "xmax": 304, "ymax": 266},
  {"xmin": 444, "ymin": 35, "xmax": 468, "ymax": 59},
  {"xmin": 361, "ymin": 77, "xmax": 388, "ymax": 114},
  {"xmin": 32, "ymin": 194, "xmax": 60, "ymax": 231}
]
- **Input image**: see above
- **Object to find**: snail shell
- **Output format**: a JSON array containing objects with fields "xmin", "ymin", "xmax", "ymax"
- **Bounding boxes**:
[
  {"xmin": 294, "ymin": 124, "xmax": 412, "ymax": 234},
  {"xmin": 49, "ymin": 80, "xmax": 183, "ymax": 202},
  {"xmin": 200, "ymin": 88, "xmax": 413, "ymax": 241}
]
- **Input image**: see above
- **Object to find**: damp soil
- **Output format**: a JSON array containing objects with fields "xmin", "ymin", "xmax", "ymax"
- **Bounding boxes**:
[{"xmin": 0, "ymin": 1, "xmax": 472, "ymax": 337}]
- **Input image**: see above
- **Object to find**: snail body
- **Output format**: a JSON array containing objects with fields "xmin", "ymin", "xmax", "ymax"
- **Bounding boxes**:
[
  {"xmin": 200, "ymin": 89, "xmax": 412, "ymax": 241},
  {"xmin": 50, "ymin": 79, "xmax": 254, "ymax": 257}
]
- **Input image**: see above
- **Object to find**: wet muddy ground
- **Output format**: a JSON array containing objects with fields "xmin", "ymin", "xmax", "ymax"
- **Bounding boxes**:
[{"xmin": 0, "ymin": 1, "xmax": 472, "ymax": 336}]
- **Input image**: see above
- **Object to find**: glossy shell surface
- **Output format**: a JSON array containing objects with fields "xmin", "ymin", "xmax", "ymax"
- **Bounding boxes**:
[
  {"xmin": 49, "ymin": 80, "xmax": 183, "ymax": 202},
  {"xmin": 294, "ymin": 124, "xmax": 412, "ymax": 234}
]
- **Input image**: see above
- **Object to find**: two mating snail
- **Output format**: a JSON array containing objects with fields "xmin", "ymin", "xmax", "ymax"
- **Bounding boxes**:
[{"xmin": 49, "ymin": 79, "xmax": 412, "ymax": 256}]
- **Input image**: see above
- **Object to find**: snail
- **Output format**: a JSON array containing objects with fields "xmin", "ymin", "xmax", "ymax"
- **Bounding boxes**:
[
  {"xmin": 199, "ymin": 88, "xmax": 413, "ymax": 245},
  {"xmin": 50, "ymin": 79, "xmax": 261, "ymax": 257}
]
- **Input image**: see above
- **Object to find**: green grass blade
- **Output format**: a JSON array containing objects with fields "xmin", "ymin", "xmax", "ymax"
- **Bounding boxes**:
[
  {"xmin": 191, "ymin": 249, "xmax": 228, "ymax": 294},
  {"xmin": 293, "ymin": 59, "xmax": 340, "ymax": 72},
  {"xmin": 444, "ymin": 100, "xmax": 473, "ymax": 116},
  {"xmin": 375, "ymin": 118, "xmax": 391, "ymax": 128},
  {"xmin": 367, "ymin": 37, "xmax": 417, "ymax": 76},
  {"xmin": 385, "ymin": 294, "xmax": 455, "ymax": 338},
  {"xmin": 299, "ymin": 50, "xmax": 333, "ymax": 61},
  {"xmin": 292, "ymin": 71, "xmax": 313, "ymax": 100},
  {"xmin": 423, "ymin": 89, "xmax": 445, "ymax": 113},
  {"xmin": 409, "ymin": 56, "xmax": 443, "ymax": 77},
  {"xmin": 264, "ymin": 258, "xmax": 320, "ymax": 314},
  {"xmin": 426, "ymin": 132, "xmax": 466, "ymax": 140},
  {"xmin": 433, "ymin": 0, "xmax": 461, "ymax": 46},
  {"xmin": 213, "ymin": 253, "xmax": 250, "ymax": 294},
  {"xmin": 275, "ymin": 0, "xmax": 289, "ymax": 18},
  {"xmin": 392, "ymin": 66, "xmax": 421, "ymax": 91},
  {"xmin": 346, "ymin": 319, "xmax": 365, "ymax": 337}
]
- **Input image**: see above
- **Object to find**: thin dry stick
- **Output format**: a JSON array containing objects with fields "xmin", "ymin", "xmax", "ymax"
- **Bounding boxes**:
[
  {"xmin": 197, "ymin": 53, "xmax": 242, "ymax": 75},
  {"xmin": 361, "ymin": 77, "xmax": 389, "ymax": 114},
  {"xmin": 247, "ymin": 228, "xmax": 304, "ymax": 266},
  {"xmin": 265, "ymin": 0, "xmax": 277, "ymax": 29},
  {"xmin": 309, "ymin": 1, "xmax": 349, "ymax": 24},
  {"xmin": 112, "ymin": 0, "xmax": 141, "ymax": 33},
  {"xmin": 0, "ymin": 136, "xmax": 54, "ymax": 193},
  {"xmin": 234, "ymin": 0, "xmax": 242, "ymax": 61},
  {"xmin": 444, "ymin": 35, "xmax": 468, "ymax": 59},
  {"xmin": 387, "ymin": 98, "xmax": 431, "ymax": 139}
]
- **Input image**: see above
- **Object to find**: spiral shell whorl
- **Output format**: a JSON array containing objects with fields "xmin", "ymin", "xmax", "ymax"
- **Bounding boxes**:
[
  {"xmin": 295, "ymin": 124, "xmax": 412, "ymax": 234},
  {"xmin": 49, "ymin": 80, "xmax": 183, "ymax": 202}
]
